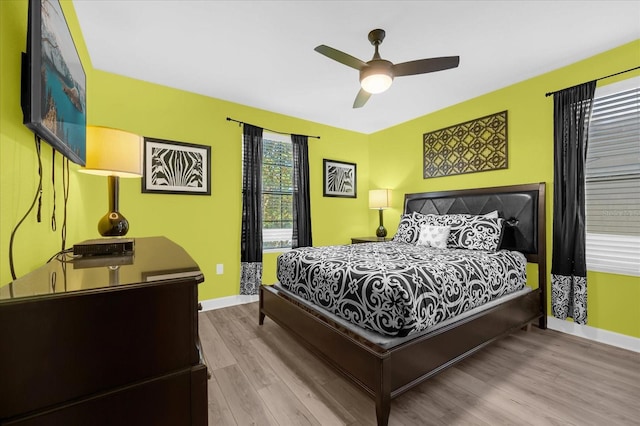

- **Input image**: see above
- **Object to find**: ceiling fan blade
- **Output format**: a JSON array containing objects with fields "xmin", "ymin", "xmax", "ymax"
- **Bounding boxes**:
[
  {"xmin": 392, "ymin": 56, "xmax": 460, "ymax": 77},
  {"xmin": 315, "ymin": 45, "xmax": 367, "ymax": 70},
  {"xmin": 353, "ymin": 89, "xmax": 372, "ymax": 108}
]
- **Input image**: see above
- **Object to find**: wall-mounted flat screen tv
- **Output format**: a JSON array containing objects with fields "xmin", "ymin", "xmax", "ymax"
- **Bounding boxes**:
[{"xmin": 22, "ymin": 0, "xmax": 86, "ymax": 166}]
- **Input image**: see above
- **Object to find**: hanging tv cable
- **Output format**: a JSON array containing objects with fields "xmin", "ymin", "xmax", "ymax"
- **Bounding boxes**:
[
  {"xmin": 61, "ymin": 157, "xmax": 70, "ymax": 251},
  {"xmin": 9, "ymin": 135, "xmax": 43, "ymax": 280},
  {"xmin": 51, "ymin": 150, "xmax": 57, "ymax": 231}
]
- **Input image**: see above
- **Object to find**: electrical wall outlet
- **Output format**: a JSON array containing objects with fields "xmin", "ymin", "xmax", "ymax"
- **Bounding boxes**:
[{"xmin": 216, "ymin": 264, "xmax": 224, "ymax": 275}]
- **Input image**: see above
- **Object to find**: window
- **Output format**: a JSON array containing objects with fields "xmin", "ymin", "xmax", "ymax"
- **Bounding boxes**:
[
  {"xmin": 585, "ymin": 77, "xmax": 640, "ymax": 276},
  {"xmin": 259, "ymin": 132, "xmax": 293, "ymax": 251}
]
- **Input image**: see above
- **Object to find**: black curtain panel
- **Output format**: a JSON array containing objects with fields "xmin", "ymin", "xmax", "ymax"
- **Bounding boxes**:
[
  {"xmin": 291, "ymin": 134, "xmax": 313, "ymax": 248},
  {"xmin": 551, "ymin": 81, "xmax": 596, "ymax": 325},
  {"xmin": 240, "ymin": 124, "xmax": 263, "ymax": 295}
]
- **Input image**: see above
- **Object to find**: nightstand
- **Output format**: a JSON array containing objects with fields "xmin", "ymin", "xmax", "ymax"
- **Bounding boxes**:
[{"xmin": 351, "ymin": 236, "xmax": 392, "ymax": 244}]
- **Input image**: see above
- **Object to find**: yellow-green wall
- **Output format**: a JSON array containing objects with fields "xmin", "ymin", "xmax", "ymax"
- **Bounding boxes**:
[
  {"xmin": 1, "ymin": 1, "xmax": 638, "ymax": 338},
  {"xmin": 1, "ymin": 0, "xmax": 91, "ymax": 282},
  {"xmin": 369, "ymin": 40, "xmax": 640, "ymax": 338},
  {"xmin": 0, "ymin": 0, "xmax": 371, "ymax": 300},
  {"xmin": 88, "ymin": 70, "xmax": 371, "ymax": 299}
]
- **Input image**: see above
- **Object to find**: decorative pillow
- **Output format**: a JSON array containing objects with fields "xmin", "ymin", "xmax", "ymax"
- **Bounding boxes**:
[
  {"xmin": 417, "ymin": 224, "xmax": 451, "ymax": 249},
  {"xmin": 392, "ymin": 212, "xmax": 429, "ymax": 244},
  {"xmin": 483, "ymin": 210, "xmax": 499, "ymax": 219},
  {"xmin": 424, "ymin": 214, "xmax": 505, "ymax": 251}
]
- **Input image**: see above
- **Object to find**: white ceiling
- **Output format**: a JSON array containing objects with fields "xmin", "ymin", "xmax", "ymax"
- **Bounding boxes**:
[{"xmin": 72, "ymin": 1, "xmax": 640, "ymax": 134}]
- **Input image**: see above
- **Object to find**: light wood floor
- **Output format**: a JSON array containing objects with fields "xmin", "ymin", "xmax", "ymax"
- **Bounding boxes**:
[{"xmin": 199, "ymin": 302, "xmax": 640, "ymax": 425}]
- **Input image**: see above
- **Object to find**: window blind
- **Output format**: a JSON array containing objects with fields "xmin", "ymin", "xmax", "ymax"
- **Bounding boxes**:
[
  {"xmin": 586, "ymin": 87, "xmax": 640, "ymax": 179},
  {"xmin": 585, "ymin": 81, "xmax": 640, "ymax": 276},
  {"xmin": 261, "ymin": 134, "xmax": 293, "ymax": 250},
  {"xmin": 241, "ymin": 132, "xmax": 294, "ymax": 250}
]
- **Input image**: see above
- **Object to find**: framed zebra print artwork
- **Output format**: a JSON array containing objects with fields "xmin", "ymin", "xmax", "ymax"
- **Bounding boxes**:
[
  {"xmin": 323, "ymin": 159, "xmax": 357, "ymax": 198},
  {"xmin": 142, "ymin": 137, "xmax": 211, "ymax": 195}
]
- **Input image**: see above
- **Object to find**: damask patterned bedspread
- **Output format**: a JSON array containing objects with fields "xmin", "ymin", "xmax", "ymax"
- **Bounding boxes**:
[{"xmin": 277, "ymin": 242, "xmax": 527, "ymax": 337}]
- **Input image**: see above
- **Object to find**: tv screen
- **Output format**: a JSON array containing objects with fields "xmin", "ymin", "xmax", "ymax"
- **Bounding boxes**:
[{"xmin": 22, "ymin": 0, "xmax": 86, "ymax": 166}]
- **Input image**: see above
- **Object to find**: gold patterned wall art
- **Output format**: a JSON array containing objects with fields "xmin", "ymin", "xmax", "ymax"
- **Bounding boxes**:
[{"xmin": 423, "ymin": 110, "xmax": 508, "ymax": 178}]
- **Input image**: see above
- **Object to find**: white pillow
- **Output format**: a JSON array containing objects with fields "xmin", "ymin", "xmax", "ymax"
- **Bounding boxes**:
[
  {"xmin": 483, "ymin": 210, "xmax": 499, "ymax": 219},
  {"xmin": 417, "ymin": 224, "xmax": 451, "ymax": 249}
]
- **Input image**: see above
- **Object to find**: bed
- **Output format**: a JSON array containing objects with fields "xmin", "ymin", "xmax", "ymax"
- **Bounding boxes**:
[{"xmin": 259, "ymin": 183, "xmax": 547, "ymax": 425}]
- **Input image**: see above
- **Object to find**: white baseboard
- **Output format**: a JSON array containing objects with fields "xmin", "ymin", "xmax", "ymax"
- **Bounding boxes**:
[
  {"xmin": 200, "ymin": 294, "xmax": 259, "ymax": 312},
  {"xmin": 547, "ymin": 316, "xmax": 640, "ymax": 353},
  {"xmin": 199, "ymin": 298, "xmax": 640, "ymax": 353}
]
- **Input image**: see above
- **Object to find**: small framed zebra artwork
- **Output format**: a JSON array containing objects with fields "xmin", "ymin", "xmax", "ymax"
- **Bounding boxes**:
[
  {"xmin": 142, "ymin": 137, "xmax": 211, "ymax": 195},
  {"xmin": 323, "ymin": 159, "xmax": 357, "ymax": 198}
]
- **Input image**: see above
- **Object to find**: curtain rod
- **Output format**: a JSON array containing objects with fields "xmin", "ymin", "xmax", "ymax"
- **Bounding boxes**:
[
  {"xmin": 226, "ymin": 117, "xmax": 321, "ymax": 139},
  {"xmin": 544, "ymin": 66, "xmax": 640, "ymax": 97}
]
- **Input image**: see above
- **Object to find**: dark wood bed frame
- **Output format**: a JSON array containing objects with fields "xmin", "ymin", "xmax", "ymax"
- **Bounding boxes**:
[{"xmin": 259, "ymin": 183, "xmax": 547, "ymax": 426}]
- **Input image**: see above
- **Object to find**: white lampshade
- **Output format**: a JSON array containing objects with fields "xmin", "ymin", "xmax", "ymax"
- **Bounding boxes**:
[
  {"xmin": 369, "ymin": 189, "xmax": 392, "ymax": 209},
  {"xmin": 79, "ymin": 126, "xmax": 142, "ymax": 178},
  {"xmin": 360, "ymin": 61, "xmax": 394, "ymax": 94},
  {"xmin": 361, "ymin": 73, "xmax": 393, "ymax": 94}
]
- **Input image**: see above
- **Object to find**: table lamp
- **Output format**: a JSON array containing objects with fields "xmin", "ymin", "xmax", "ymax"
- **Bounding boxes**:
[
  {"xmin": 79, "ymin": 126, "xmax": 142, "ymax": 237},
  {"xmin": 369, "ymin": 189, "xmax": 392, "ymax": 238}
]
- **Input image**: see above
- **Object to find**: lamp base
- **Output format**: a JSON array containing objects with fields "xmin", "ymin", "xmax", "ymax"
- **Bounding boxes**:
[
  {"xmin": 98, "ymin": 211, "xmax": 129, "ymax": 237},
  {"xmin": 376, "ymin": 225, "xmax": 387, "ymax": 238},
  {"xmin": 98, "ymin": 175, "xmax": 129, "ymax": 237}
]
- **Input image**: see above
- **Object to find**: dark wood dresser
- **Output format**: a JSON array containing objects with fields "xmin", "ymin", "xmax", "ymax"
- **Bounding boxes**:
[{"xmin": 0, "ymin": 237, "xmax": 207, "ymax": 425}]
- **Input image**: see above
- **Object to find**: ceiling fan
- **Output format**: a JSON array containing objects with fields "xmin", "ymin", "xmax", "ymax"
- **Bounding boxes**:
[{"xmin": 315, "ymin": 29, "xmax": 460, "ymax": 108}]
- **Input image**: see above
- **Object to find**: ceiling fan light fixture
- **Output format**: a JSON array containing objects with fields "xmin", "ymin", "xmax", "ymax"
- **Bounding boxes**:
[
  {"xmin": 360, "ymin": 62, "xmax": 393, "ymax": 94},
  {"xmin": 315, "ymin": 29, "xmax": 459, "ymax": 107},
  {"xmin": 361, "ymin": 73, "xmax": 393, "ymax": 94}
]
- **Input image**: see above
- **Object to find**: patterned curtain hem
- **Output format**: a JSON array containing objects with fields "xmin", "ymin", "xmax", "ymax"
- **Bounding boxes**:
[
  {"xmin": 551, "ymin": 273, "xmax": 587, "ymax": 324},
  {"xmin": 240, "ymin": 262, "xmax": 262, "ymax": 295}
]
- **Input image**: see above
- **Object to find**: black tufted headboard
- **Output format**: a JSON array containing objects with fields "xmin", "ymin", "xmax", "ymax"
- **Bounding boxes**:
[{"xmin": 404, "ymin": 183, "xmax": 546, "ymax": 262}]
